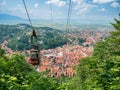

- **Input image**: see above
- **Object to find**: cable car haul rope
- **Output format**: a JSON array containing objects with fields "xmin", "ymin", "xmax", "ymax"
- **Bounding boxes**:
[
  {"xmin": 66, "ymin": 0, "xmax": 72, "ymax": 33},
  {"xmin": 22, "ymin": 0, "xmax": 40, "ymax": 66}
]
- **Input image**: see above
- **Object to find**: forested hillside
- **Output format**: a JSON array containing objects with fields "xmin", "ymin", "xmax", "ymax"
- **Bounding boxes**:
[{"xmin": 0, "ymin": 24, "xmax": 68, "ymax": 50}]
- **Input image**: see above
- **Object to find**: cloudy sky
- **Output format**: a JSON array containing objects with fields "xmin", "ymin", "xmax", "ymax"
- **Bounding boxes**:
[{"xmin": 0, "ymin": 0, "xmax": 120, "ymax": 21}]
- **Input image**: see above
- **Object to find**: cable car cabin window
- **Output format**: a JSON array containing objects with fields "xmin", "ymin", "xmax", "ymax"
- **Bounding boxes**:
[
  {"xmin": 30, "ymin": 54, "xmax": 39, "ymax": 59},
  {"xmin": 30, "ymin": 51, "xmax": 39, "ymax": 59}
]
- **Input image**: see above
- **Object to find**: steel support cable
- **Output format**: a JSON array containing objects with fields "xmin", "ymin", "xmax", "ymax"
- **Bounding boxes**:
[
  {"xmin": 68, "ymin": 0, "xmax": 72, "ymax": 26},
  {"xmin": 22, "ymin": 0, "xmax": 34, "ymax": 30},
  {"xmin": 50, "ymin": 1, "xmax": 53, "ymax": 27},
  {"xmin": 22, "ymin": 0, "xmax": 38, "ymax": 45},
  {"xmin": 63, "ymin": 0, "xmax": 73, "ymax": 69},
  {"xmin": 66, "ymin": 0, "xmax": 73, "ymax": 42},
  {"xmin": 69, "ymin": 1, "xmax": 73, "ymax": 33},
  {"xmin": 66, "ymin": 0, "xmax": 72, "ymax": 33}
]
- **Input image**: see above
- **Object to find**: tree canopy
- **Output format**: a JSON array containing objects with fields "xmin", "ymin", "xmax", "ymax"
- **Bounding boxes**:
[{"xmin": 0, "ymin": 47, "xmax": 58, "ymax": 90}]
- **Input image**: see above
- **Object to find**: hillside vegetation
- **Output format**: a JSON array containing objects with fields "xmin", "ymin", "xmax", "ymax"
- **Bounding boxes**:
[{"xmin": 0, "ymin": 24, "xmax": 68, "ymax": 50}]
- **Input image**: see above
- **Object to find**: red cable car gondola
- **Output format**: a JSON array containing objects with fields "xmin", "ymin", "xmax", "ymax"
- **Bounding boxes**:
[
  {"xmin": 29, "ymin": 49, "xmax": 40, "ymax": 65},
  {"xmin": 28, "ymin": 30, "xmax": 40, "ymax": 66}
]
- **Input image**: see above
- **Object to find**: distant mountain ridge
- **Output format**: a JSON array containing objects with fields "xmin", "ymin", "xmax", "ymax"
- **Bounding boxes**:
[
  {"xmin": 0, "ymin": 14, "xmax": 112, "ymax": 25},
  {"xmin": 0, "ymin": 14, "xmax": 24, "ymax": 21}
]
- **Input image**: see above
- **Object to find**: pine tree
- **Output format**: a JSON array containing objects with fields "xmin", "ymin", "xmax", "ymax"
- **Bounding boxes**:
[
  {"xmin": 0, "ymin": 47, "xmax": 5, "ymax": 57},
  {"xmin": 109, "ymin": 14, "xmax": 120, "ymax": 55}
]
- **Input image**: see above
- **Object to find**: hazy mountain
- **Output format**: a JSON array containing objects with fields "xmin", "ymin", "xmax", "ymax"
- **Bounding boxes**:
[{"xmin": 0, "ymin": 14, "xmax": 24, "ymax": 21}]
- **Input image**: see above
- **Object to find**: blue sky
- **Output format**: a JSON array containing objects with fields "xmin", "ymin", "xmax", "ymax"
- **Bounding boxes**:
[{"xmin": 0, "ymin": 0, "xmax": 120, "ymax": 21}]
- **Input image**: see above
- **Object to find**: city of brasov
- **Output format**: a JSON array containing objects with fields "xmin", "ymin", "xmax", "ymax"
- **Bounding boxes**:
[{"xmin": 0, "ymin": 0, "xmax": 120, "ymax": 90}]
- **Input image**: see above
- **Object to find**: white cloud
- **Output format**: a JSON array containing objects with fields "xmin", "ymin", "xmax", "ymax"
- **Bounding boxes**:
[
  {"xmin": 73, "ymin": 0, "xmax": 97, "ymax": 14},
  {"xmin": 111, "ymin": 2, "xmax": 119, "ymax": 7},
  {"xmin": 72, "ymin": 0, "xmax": 81, "ymax": 3},
  {"xmin": 100, "ymin": 8, "xmax": 106, "ymax": 11},
  {"xmin": 9, "ymin": 6, "xmax": 25, "ymax": 14},
  {"xmin": 77, "ymin": 7, "xmax": 88, "ymax": 14},
  {"xmin": 71, "ymin": 0, "xmax": 76, "ymax": 2},
  {"xmin": 18, "ymin": 4, "xmax": 22, "ymax": 7},
  {"xmin": 93, "ymin": 0, "xmax": 116, "ymax": 4},
  {"xmin": 45, "ymin": 0, "xmax": 66, "ymax": 7},
  {"xmin": 1, "ymin": 0, "xmax": 6, "ymax": 6},
  {"xmin": 34, "ymin": 3, "xmax": 39, "ymax": 8}
]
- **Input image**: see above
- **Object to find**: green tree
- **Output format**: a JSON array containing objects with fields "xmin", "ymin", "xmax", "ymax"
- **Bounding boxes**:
[{"xmin": 0, "ymin": 47, "xmax": 5, "ymax": 56}]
